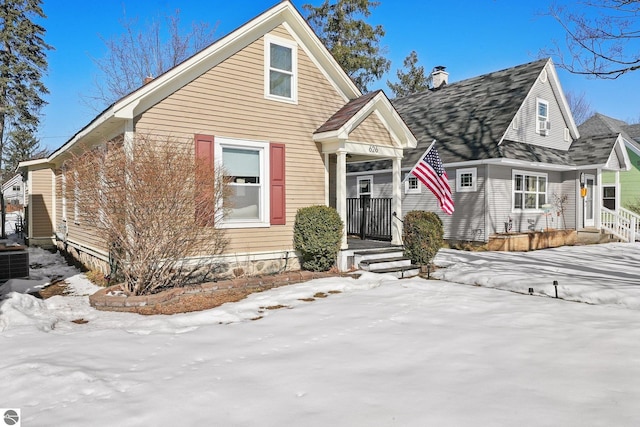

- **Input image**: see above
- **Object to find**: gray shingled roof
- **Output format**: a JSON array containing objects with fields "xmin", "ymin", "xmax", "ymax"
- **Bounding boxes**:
[
  {"xmin": 348, "ymin": 59, "xmax": 623, "ymax": 174},
  {"xmin": 391, "ymin": 58, "xmax": 549, "ymax": 168},
  {"xmin": 568, "ymin": 134, "xmax": 620, "ymax": 166},
  {"xmin": 579, "ymin": 113, "xmax": 640, "ymax": 153}
]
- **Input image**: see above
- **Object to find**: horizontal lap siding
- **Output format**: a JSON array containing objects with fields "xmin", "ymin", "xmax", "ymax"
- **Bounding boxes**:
[
  {"xmin": 504, "ymin": 65, "xmax": 572, "ymax": 150},
  {"xmin": 350, "ymin": 113, "xmax": 394, "ymax": 146},
  {"xmin": 135, "ymin": 25, "xmax": 346, "ymax": 254},
  {"xmin": 405, "ymin": 166, "xmax": 485, "ymax": 242},
  {"xmin": 488, "ymin": 165, "xmax": 566, "ymax": 234},
  {"xmin": 30, "ymin": 168, "xmax": 54, "ymax": 239}
]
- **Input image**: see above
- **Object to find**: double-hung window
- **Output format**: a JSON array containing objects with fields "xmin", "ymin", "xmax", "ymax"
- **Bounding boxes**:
[
  {"xmin": 537, "ymin": 98, "xmax": 549, "ymax": 135},
  {"xmin": 265, "ymin": 35, "xmax": 297, "ymax": 103},
  {"xmin": 216, "ymin": 137, "xmax": 270, "ymax": 227},
  {"xmin": 513, "ymin": 170, "xmax": 547, "ymax": 211}
]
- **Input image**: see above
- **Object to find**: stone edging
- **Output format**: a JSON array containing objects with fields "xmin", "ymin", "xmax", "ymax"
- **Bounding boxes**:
[{"xmin": 89, "ymin": 270, "xmax": 349, "ymax": 313}]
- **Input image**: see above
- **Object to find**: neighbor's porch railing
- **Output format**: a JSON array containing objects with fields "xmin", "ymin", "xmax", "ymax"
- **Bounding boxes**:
[
  {"xmin": 619, "ymin": 207, "xmax": 640, "ymax": 240},
  {"xmin": 601, "ymin": 207, "xmax": 637, "ymax": 242}
]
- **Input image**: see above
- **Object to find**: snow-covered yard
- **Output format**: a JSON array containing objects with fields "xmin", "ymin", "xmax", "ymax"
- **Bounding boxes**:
[{"xmin": 1, "ymin": 242, "xmax": 639, "ymax": 426}]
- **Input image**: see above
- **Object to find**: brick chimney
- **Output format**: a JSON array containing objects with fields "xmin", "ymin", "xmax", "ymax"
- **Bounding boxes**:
[{"xmin": 431, "ymin": 66, "xmax": 448, "ymax": 89}]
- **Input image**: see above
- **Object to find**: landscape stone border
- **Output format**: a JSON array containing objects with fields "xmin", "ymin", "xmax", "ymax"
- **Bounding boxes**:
[{"xmin": 89, "ymin": 270, "xmax": 352, "ymax": 313}]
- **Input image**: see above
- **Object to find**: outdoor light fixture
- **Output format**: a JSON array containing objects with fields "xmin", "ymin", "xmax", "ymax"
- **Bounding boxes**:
[
  {"xmin": 580, "ymin": 172, "xmax": 585, "ymax": 188},
  {"xmin": 528, "ymin": 288, "xmax": 534, "ymax": 295}
]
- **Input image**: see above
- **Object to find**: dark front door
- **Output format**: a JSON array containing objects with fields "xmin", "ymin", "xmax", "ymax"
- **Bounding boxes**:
[{"xmin": 346, "ymin": 197, "xmax": 392, "ymax": 241}]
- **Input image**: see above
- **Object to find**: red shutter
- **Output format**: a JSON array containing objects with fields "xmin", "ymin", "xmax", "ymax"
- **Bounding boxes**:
[
  {"xmin": 195, "ymin": 134, "xmax": 215, "ymax": 225},
  {"xmin": 270, "ymin": 143, "xmax": 286, "ymax": 225},
  {"xmin": 195, "ymin": 134, "xmax": 214, "ymax": 168}
]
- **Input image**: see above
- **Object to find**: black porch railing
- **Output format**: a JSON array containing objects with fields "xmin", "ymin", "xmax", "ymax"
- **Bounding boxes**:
[{"xmin": 346, "ymin": 197, "xmax": 392, "ymax": 241}]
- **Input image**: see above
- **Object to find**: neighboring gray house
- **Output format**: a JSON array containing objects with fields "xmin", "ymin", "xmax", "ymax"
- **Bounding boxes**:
[
  {"xmin": 578, "ymin": 113, "xmax": 640, "ymax": 211},
  {"xmin": 2, "ymin": 173, "xmax": 25, "ymax": 208},
  {"xmin": 347, "ymin": 58, "xmax": 631, "ymax": 243}
]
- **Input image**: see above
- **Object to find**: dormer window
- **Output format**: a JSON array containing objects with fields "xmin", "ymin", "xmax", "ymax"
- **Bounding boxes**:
[
  {"xmin": 537, "ymin": 98, "xmax": 549, "ymax": 136},
  {"xmin": 264, "ymin": 35, "xmax": 297, "ymax": 103}
]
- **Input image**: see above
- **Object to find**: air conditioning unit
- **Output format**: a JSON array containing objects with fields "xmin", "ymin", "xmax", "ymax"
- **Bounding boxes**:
[{"xmin": 538, "ymin": 120, "xmax": 550, "ymax": 135}]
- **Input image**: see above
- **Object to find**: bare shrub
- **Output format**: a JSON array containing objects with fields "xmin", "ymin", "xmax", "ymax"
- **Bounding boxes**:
[{"xmin": 66, "ymin": 134, "xmax": 229, "ymax": 296}]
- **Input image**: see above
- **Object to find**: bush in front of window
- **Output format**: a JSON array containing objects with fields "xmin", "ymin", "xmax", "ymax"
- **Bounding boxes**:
[
  {"xmin": 293, "ymin": 205, "xmax": 343, "ymax": 272},
  {"xmin": 403, "ymin": 210, "xmax": 444, "ymax": 266}
]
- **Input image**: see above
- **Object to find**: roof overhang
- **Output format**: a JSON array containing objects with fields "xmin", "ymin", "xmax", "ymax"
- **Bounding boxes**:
[
  {"xmin": 608, "ymin": 134, "xmax": 632, "ymax": 171},
  {"xmin": 48, "ymin": 1, "xmax": 361, "ymax": 164},
  {"xmin": 313, "ymin": 91, "xmax": 417, "ymax": 153}
]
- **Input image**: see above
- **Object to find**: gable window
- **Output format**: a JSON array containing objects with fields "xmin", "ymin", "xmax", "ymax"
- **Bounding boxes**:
[
  {"xmin": 456, "ymin": 168, "xmax": 477, "ymax": 192},
  {"xmin": 264, "ymin": 35, "xmax": 297, "ymax": 103},
  {"xmin": 405, "ymin": 175, "xmax": 421, "ymax": 194},
  {"xmin": 216, "ymin": 137, "xmax": 270, "ymax": 227},
  {"xmin": 537, "ymin": 98, "xmax": 550, "ymax": 135},
  {"xmin": 513, "ymin": 170, "xmax": 547, "ymax": 211},
  {"xmin": 357, "ymin": 176, "xmax": 373, "ymax": 198}
]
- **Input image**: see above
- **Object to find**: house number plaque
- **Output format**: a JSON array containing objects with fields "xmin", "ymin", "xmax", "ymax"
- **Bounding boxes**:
[{"xmin": 368, "ymin": 145, "xmax": 379, "ymax": 153}]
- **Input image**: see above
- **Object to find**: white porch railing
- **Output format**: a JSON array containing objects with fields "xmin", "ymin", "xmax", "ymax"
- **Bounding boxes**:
[
  {"xmin": 619, "ymin": 207, "xmax": 640, "ymax": 239},
  {"xmin": 601, "ymin": 207, "xmax": 638, "ymax": 243}
]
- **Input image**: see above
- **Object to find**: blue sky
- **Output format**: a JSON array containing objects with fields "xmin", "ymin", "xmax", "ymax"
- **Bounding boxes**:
[{"xmin": 38, "ymin": 0, "xmax": 640, "ymax": 151}]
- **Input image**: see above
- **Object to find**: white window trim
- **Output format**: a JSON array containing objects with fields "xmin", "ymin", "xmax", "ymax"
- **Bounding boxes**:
[
  {"xmin": 512, "ymin": 169, "xmax": 548, "ymax": 212},
  {"xmin": 357, "ymin": 175, "xmax": 373, "ymax": 198},
  {"xmin": 536, "ymin": 98, "xmax": 549, "ymax": 135},
  {"xmin": 264, "ymin": 34, "xmax": 298, "ymax": 104},
  {"xmin": 456, "ymin": 167, "xmax": 477, "ymax": 192},
  {"xmin": 404, "ymin": 175, "xmax": 421, "ymax": 194},
  {"xmin": 215, "ymin": 136, "xmax": 270, "ymax": 229}
]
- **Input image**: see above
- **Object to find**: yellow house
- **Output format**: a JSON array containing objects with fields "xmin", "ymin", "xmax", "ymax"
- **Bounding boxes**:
[{"xmin": 19, "ymin": 1, "xmax": 416, "ymax": 276}]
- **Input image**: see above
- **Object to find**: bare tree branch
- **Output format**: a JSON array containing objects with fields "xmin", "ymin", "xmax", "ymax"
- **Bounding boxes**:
[
  {"xmin": 85, "ymin": 9, "xmax": 217, "ymax": 110},
  {"xmin": 65, "ymin": 134, "xmax": 229, "ymax": 296},
  {"xmin": 541, "ymin": 0, "xmax": 640, "ymax": 78}
]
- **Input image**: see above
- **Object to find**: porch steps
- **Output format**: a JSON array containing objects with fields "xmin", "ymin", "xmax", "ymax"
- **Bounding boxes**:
[{"xmin": 353, "ymin": 248, "xmax": 420, "ymax": 279}]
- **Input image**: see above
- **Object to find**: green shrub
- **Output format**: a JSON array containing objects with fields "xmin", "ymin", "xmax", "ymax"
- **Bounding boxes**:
[
  {"xmin": 294, "ymin": 205, "xmax": 343, "ymax": 271},
  {"xmin": 403, "ymin": 210, "xmax": 444, "ymax": 265}
]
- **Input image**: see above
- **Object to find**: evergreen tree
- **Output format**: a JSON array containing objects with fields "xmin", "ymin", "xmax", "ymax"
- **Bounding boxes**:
[
  {"xmin": 304, "ymin": 0, "xmax": 390, "ymax": 92},
  {"xmin": 387, "ymin": 50, "xmax": 431, "ymax": 98},
  {"xmin": 0, "ymin": 0, "xmax": 52, "ymax": 237},
  {"xmin": 3, "ymin": 127, "xmax": 47, "ymax": 178}
]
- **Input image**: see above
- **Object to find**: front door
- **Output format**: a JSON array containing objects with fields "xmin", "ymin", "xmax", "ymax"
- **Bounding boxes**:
[{"xmin": 584, "ymin": 174, "xmax": 595, "ymax": 227}]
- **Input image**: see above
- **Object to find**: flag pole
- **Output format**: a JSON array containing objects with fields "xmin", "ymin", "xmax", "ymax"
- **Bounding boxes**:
[{"xmin": 402, "ymin": 139, "xmax": 436, "ymax": 183}]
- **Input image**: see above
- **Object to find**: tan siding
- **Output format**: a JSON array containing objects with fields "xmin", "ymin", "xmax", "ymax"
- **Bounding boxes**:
[
  {"xmin": 30, "ymin": 168, "xmax": 54, "ymax": 238},
  {"xmin": 57, "ymin": 166, "xmax": 108, "ymax": 254},
  {"xmin": 54, "ymin": 169, "xmax": 63, "ymax": 230},
  {"xmin": 135, "ymin": 24, "xmax": 346, "ymax": 254},
  {"xmin": 349, "ymin": 113, "xmax": 394, "ymax": 146}
]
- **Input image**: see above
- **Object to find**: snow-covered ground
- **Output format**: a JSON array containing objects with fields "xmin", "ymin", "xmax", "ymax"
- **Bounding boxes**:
[{"xmin": 1, "ymin": 241, "xmax": 639, "ymax": 426}]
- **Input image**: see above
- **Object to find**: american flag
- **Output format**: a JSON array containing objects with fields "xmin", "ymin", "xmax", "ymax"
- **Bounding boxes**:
[{"xmin": 410, "ymin": 143, "xmax": 454, "ymax": 215}]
